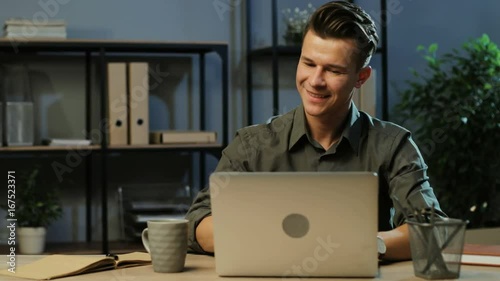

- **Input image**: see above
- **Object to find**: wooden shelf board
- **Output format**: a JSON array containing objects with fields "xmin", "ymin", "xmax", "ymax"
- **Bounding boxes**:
[
  {"xmin": 0, "ymin": 38, "xmax": 228, "ymax": 54},
  {"xmin": 109, "ymin": 143, "xmax": 222, "ymax": 150},
  {"xmin": 0, "ymin": 143, "xmax": 223, "ymax": 152}
]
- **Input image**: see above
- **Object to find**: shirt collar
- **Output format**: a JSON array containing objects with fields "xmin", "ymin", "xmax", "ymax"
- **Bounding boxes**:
[
  {"xmin": 343, "ymin": 102, "xmax": 363, "ymax": 155},
  {"xmin": 289, "ymin": 104, "xmax": 307, "ymax": 150},
  {"xmin": 288, "ymin": 102, "xmax": 364, "ymax": 155}
]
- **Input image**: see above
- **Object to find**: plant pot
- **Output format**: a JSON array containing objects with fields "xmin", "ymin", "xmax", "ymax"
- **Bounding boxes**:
[{"xmin": 17, "ymin": 227, "xmax": 47, "ymax": 254}]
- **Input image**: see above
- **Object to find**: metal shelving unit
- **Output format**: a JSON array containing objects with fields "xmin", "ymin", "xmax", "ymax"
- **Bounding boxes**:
[{"xmin": 0, "ymin": 38, "xmax": 229, "ymax": 253}]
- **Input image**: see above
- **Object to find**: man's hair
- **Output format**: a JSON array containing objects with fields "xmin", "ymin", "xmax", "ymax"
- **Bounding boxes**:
[{"xmin": 304, "ymin": 1, "xmax": 379, "ymax": 69}]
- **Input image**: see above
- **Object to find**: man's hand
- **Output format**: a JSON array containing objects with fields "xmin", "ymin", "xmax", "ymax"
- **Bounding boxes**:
[
  {"xmin": 196, "ymin": 216, "xmax": 214, "ymax": 253},
  {"xmin": 378, "ymin": 224, "xmax": 411, "ymax": 261}
]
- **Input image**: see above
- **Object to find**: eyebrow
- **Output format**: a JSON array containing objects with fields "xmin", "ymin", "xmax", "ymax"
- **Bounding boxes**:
[{"xmin": 300, "ymin": 56, "xmax": 348, "ymax": 71}]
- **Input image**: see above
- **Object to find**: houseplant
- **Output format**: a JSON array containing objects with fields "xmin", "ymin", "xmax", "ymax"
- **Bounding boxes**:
[
  {"xmin": 395, "ymin": 34, "xmax": 500, "ymax": 228},
  {"xmin": 2, "ymin": 168, "xmax": 63, "ymax": 254},
  {"xmin": 281, "ymin": 3, "xmax": 315, "ymax": 45}
]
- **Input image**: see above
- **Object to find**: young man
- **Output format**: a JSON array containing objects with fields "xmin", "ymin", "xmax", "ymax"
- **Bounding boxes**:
[{"xmin": 186, "ymin": 1, "xmax": 445, "ymax": 260}]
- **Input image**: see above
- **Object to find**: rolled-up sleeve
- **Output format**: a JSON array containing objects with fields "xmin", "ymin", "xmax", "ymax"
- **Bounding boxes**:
[
  {"xmin": 386, "ymin": 131, "xmax": 447, "ymax": 227},
  {"xmin": 185, "ymin": 185, "xmax": 212, "ymax": 254}
]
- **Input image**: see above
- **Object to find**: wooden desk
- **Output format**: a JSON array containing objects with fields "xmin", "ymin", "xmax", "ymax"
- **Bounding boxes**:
[{"xmin": 2, "ymin": 254, "xmax": 500, "ymax": 280}]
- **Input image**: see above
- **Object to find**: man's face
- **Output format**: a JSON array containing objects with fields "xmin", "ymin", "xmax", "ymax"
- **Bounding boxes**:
[{"xmin": 296, "ymin": 30, "xmax": 370, "ymax": 120}]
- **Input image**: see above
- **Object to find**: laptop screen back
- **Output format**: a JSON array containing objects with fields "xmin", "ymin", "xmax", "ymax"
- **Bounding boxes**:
[{"xmin": 210, "ymin": 172, "xmax": 379, "ymax": 277}]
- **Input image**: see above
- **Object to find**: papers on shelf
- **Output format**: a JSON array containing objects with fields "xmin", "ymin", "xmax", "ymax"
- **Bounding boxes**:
[
  {"xmin": 42, "ymin": 138, "xmax": 92, "ymax": 146},
  {"xmin": 3, "ymin": 18, "xmax": 67, "ymax": 39},
  {"xmin": 130, "ymin": 213, "xmax": 186, "ymax": 223},
  {"xmin": 150, "ymin": 130, "xmax": 217, "ymax": 144},
  {"xmin": 127, "ymin": 201, "xmax": 190, "ymax": 211}
]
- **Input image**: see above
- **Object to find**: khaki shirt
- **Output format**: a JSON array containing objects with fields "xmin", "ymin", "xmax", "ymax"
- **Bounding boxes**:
[{"xmin": 186, "ymin": 102, "xmax": 445, "ymax": 254}]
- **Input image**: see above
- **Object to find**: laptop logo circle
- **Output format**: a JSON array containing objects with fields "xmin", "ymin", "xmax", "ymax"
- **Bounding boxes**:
[{"xmin": 282, "ymin": 213, "xmax": 309, "ymax": 238}]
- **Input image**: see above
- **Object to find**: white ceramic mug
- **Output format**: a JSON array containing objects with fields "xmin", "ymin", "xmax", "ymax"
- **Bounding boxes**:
[{"xmin": 141, "ymin": 219, "xmax": 188, "ymax": 273}]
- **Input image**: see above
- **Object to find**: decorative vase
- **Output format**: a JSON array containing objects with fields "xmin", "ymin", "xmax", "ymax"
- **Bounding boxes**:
[
  {"xmin": 17, "ymin": 227, "xmax": 47, "ymax": 254},
  {"xmin": 283, "ymin": 31, "xmax": 303, "ymax": 46},
  {"xmin": 283, "ymin": 23, "xmax": 304, "ymax": 46},
  {"xmin": 3, "ymin": 64, "xmax": 34, "ymax": 146}
]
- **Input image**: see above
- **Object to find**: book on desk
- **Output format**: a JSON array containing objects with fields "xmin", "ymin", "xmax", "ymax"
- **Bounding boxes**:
[
  {"xmin": 0, "ymin": 252, "xmax": 150, "ymax": 280},
  {"xmin": 461, "ymin": 244, "xmax": 500, "ymax": 267}
]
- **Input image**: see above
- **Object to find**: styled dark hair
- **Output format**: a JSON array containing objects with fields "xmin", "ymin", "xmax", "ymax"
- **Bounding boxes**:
[{"xmin": 305, "ymin": 1, "xmax": 379, "ymax": 69}]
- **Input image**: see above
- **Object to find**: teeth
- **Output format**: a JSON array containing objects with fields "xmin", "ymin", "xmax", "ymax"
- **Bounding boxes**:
[{"xmin": 310, "ymin": 93, "xmax": 326, "ymax": 98}]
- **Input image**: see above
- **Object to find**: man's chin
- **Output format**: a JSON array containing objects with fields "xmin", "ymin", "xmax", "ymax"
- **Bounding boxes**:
[{"xmin": 303, "ymin": 104, "xmax": 327, "ymax": 118}]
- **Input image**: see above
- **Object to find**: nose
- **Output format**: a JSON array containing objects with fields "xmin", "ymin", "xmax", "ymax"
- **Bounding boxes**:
[{"xmin": 309, "ymin": 67, "xmax": 325, "ymax": 87}]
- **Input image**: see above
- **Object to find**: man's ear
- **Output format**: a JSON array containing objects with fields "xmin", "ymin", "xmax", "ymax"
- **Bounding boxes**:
[{"xmin": 354, "ymin": 66, "xmax": 372, "ymax": 89}]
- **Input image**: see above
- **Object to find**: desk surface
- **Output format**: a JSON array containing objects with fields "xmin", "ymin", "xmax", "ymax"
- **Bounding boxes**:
[{"xmin": 2, "ymin": 254, "xmax": 500, "ymax": 280}]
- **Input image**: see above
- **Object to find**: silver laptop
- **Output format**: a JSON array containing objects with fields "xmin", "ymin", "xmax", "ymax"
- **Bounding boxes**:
[{"xmin": 209, "ymin": 172, "xmax": 379, "ymax": 278}]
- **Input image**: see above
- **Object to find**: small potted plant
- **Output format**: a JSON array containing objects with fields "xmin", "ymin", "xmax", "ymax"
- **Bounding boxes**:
[
  {"xmin": 2, "ymin": 168, "xmax": 63, "ymax": 254},
  {"xmin": 282, "ymin": 3, "xmax": 315, "ymax": 46}
]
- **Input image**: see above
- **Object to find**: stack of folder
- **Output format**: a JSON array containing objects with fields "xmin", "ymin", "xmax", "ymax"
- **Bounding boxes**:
[
  {"xmin": 107, "ymin": 62, "xmax": 149, "ymax": 146},
  {"xmin": 107, "ymin": 62, "xmax": 217, "ymax": 146}
]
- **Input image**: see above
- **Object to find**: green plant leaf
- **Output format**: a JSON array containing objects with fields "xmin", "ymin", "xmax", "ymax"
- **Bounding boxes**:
[
  {"xmin": 428, "ymin": 43, "xmax": 438, "ymax": 54},
  {"xmin": 480, "ymin": 34, "xmax": 490, "ymax": 46},
  {"xmin": 424, "ymin": 55, "xmax": 435, "ymax": 65},
  {"xmin": 1, "ymin": 168, "xmax": 63, "ymax": 227},
  {"xmin": 394, "ymin": 34, "xmax": 500, "ymax": 228}
]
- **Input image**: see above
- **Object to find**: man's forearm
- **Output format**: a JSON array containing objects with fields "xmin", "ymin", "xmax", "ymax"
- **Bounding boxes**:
[
  {"xmin": 196, "ymin": 216, "xmax": 214, "ymax": 253},
  {"xmin": 378, "ymin": 224, "xmax": 411, "ymax": 261}
]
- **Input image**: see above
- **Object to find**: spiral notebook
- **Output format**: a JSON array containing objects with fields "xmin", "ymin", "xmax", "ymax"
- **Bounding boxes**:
[{"xmin": 461, "ymin": 244, "xmax": 500, "ymax": 267}]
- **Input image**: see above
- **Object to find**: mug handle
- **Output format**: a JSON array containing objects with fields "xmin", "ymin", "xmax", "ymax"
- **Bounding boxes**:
[{"xmin": 141, "ymin": 228, "xmax": 150, "ymax": 253}]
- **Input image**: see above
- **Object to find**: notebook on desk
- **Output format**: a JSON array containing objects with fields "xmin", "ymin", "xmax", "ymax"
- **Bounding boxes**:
[{"xmin": 209, "ymin": 171, "xmax": 379, "ymax": 277}]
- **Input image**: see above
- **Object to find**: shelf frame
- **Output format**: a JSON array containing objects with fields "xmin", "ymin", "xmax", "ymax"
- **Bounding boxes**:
[{"xmin": 0, "ymin": 38, "xmax": 229, "ymax": 254}]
